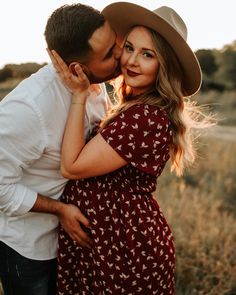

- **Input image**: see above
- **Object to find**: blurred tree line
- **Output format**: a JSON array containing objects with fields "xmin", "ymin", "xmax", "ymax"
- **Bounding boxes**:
[
  {"xmin": 0, "ymin": 40, "xmax": 236, "ymax": 92},
  {"xmin": 195, "ymin": 40, "xmax": 236, "ymax": 92},
  {"xmin": 0, "ymin": 62, "xmax": 46, "ymax": 82}
]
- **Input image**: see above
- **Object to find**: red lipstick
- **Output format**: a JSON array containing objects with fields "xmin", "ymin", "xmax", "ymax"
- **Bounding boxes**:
[{"xmin": 126, "ymin": 69, "xmax": 140, "ymax": 77}]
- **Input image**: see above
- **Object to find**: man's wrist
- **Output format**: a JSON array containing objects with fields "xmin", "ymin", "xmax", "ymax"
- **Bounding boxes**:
[{"xmin": 31, "ymin": 194, "xmax": 65, "ymax": 216}]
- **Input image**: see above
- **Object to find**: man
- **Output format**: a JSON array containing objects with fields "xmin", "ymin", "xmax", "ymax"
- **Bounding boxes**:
[{"xmin": 0, "ymin": 3, "xmax": 121, "ymax": 295}]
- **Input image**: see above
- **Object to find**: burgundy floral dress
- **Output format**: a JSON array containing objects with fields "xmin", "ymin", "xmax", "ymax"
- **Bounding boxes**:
[{"xmin": 57, "ymin": 104, "xmax": 175, "ymax": 295}]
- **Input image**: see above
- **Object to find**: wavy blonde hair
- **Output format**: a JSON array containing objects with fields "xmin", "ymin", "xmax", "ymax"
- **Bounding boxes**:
[{"xmin": 100, "ymin": 28, "xmax": 213, "ymax": 176}]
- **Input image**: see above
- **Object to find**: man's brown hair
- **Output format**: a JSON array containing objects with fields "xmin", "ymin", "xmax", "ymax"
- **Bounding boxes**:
[{"xmin": 44, "ymin": 4, "xmax": 105, "ymax": 64}]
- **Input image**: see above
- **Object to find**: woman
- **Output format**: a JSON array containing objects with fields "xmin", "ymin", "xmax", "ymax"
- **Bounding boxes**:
[{"xmin": 50, "ymin": 3, "xmax": 210, "ymax": 294}]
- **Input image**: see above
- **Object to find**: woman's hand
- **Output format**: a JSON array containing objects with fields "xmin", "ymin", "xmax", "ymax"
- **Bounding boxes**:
[{"xmin": 47, "ymin": 49, "xmax": 90, "ymax": 95}]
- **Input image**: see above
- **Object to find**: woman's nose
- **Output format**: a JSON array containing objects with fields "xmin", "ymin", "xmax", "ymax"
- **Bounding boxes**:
[{"xmin": 127, "ymin": 53, "xmax": 138, "ymax": 66}]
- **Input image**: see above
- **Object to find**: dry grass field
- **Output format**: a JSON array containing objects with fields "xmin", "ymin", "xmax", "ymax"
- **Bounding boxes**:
[
  {"xmin": 156, "ymin": 131, "xmax": 236, "ymax": 294},
  {"xmin": 0, "ymin": 80, "xmax": 236, "ymax": 294}
]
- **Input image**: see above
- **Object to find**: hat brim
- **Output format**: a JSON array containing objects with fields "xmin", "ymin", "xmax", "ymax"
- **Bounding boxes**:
[{"xmin": 102, "ymin": 2, "xmax": 202, "ymax": 96}]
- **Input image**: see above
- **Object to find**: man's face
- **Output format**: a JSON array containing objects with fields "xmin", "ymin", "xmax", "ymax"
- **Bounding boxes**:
[{"xmin": 85, "ymin": 21, "xmax": 121, "ymax": 83}]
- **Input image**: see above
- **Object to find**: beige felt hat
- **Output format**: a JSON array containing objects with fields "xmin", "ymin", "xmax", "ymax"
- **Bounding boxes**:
[{"xmin": 102, "ymin": 2, "xmax": 202, "ymax": 96}]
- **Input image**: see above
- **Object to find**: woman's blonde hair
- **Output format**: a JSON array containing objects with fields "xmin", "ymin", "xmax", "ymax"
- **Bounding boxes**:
[{"xmin": 100, "ymin": 27, "xmax": 213, "ymax": 176}]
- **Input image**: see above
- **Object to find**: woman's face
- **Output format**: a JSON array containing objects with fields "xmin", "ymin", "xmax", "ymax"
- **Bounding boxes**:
[{"xmin": 121, "ymin": 26, "xmax": 159, "ymax": 95}]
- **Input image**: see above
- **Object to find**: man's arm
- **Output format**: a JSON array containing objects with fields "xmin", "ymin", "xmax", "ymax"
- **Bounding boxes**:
[
  {"xmin": 0, "ymin": 97, "xmax": 91, "ymax": 246},
  {"xmin": 31, "ymin": 195, "xmax": 92, "ymax": 247},
  {"xmin": 0, "ymin": 98, "xmax": 43, "ymax": 216}
]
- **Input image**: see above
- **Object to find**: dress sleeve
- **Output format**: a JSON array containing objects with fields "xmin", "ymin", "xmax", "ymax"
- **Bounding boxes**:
[{"xmin": 100, "ymin": 104, "xmax": 172, "ymax": 175}]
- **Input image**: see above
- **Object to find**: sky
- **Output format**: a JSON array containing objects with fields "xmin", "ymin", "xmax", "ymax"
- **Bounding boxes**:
[{"xmin": 1, "ymin": 0, "xmax": 235, "ymax": 68}]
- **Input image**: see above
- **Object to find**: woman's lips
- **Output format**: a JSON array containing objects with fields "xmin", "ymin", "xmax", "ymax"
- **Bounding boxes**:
[{"xmin": 126, "ymin": 69, "xmax": 140, "ymax": 77}]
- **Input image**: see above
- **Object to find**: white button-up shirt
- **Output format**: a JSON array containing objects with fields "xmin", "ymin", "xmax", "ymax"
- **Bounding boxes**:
[{"xmin": 0, "ymin": 64, "xmax": 110, "ymax": 260}]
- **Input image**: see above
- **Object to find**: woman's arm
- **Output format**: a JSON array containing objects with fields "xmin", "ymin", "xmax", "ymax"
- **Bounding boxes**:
[
  {"xmin": 61, "ymin": 91, "xmax": 127, "ymax": 179},
  {"xmin": 48, "ymin": 50, "xmax": 127, "ymax": 179},
  {"xmin": 61, "ymin": 133, "xmax": 127, "ymax": 179}
]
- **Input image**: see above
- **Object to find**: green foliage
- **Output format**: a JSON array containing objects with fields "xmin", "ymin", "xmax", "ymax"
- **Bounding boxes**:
[
  {"xmin": 0, "ymin": 62, "xmax": 46, "ymax": 101},
  {"xmin": 222, "ymin": 40, "xmax": 236, "ymax": 51},
  {"xmin": 0, "ymin": 66, "xmax": 13, "ymax": 82},
  {"xmin": 1, "ymin": 62, "xmax": 46, "ymax": 79},
  {"xmin": 195, "ymin": 41, "xmax": 236, "ymax": 92},
  {"xmin": 215, "ymin": 49, "xmax": 236, "ymax": 89},
  {"xmin": 196, "ymin": 49, "xmax": 218, "ymax": 76}
]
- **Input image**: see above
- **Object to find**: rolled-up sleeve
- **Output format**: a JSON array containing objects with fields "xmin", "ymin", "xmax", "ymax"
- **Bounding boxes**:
[{"xmin": 0, "ymin": 97, "xmax": 46, "ymax": 216}]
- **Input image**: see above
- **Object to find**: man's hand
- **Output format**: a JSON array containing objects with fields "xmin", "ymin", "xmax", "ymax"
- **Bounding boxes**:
[
  {"xmin": 31, "ymin": 195, "xmax": 92, "ymax": 248},
  {"xmin": 57, "ymin": 203, "xmax": 93, "ymax": 248},
  {"xmin": 47, "ymin": 48, "xmax": 90, "ymax": 95}
]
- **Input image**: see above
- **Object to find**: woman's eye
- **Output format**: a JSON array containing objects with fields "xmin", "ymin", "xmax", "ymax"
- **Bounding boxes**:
[
  {"xmin": 125, "ymin": 44, "xmax": 133, "ymax": 52},
  {"xmin": 143, "ymin": 52, "xmax": 153, "ymax": 58}
]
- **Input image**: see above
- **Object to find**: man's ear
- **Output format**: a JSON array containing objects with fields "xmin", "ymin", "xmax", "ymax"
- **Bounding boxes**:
[{"xmin": 69, "ymin": 62, "xmax": 89, "ymax": 76}]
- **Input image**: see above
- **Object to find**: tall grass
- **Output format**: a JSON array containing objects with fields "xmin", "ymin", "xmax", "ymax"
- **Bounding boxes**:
[
  {"xmin": 156, "ymin": 136, "xmax": 236, "ymax": 294},
  {"xmin": 195, "ymin": 90, "xmax": 236, "ymax": 126}
]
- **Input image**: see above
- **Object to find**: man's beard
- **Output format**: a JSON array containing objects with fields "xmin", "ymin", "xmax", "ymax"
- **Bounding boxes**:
[{"xmin": 88, "ymin": 64, "xmax": 121, "ymax": 84}]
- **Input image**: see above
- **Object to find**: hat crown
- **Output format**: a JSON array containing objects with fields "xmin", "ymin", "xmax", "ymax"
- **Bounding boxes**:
[{"xmin": 154, "ymin": 6, "xmax": 187, "ymax": 41}]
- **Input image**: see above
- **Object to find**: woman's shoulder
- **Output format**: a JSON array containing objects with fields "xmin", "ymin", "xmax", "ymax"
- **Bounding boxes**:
[{"xmin": 120, "ymin": 103, "xmax": 170, "ymax": 125}]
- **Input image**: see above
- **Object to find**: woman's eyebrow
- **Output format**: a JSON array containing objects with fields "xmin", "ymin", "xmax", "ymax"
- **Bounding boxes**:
[{"xmin": 126, "ymin": 40, "xmax": 155, "ymax": 53}]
